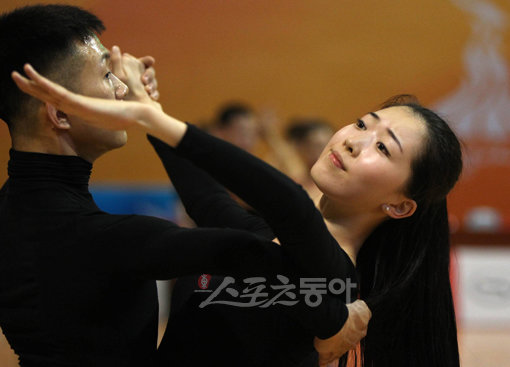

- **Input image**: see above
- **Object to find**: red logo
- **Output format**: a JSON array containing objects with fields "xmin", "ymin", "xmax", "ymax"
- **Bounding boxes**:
[{"xmin": 198, "ymin": 274, "xmax": 212, "ymax": 290}]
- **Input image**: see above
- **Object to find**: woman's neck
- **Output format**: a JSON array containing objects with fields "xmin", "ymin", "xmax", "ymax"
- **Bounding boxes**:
[{"xmin": 315, "ymin": 194, "xmax": 384, "ymax": 266}]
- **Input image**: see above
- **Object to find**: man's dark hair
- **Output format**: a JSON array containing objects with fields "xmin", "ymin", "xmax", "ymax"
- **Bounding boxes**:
[
  {"xmin": 0, "ymin": 4, "xmax": 105, "ymax": 129},
  {"xmin": 215, "ymin": 102, "xmax": 253, "ymax": 128}
]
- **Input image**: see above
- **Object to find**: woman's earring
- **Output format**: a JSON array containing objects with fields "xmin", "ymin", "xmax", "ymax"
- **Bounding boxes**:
[{"xmin": 383, "ymin": 204, "xmax": 391, "ymax": 212}]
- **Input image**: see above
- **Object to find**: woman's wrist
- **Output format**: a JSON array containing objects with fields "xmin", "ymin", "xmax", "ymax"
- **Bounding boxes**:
[{"xmin": 138, "ymin": 105, "xmax": 188, "ymax": 147}]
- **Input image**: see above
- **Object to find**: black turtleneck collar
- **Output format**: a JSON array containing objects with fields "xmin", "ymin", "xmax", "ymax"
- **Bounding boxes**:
[{"xmin": 7, "ymin": 149, "xmax": 92, "ymax": 189}]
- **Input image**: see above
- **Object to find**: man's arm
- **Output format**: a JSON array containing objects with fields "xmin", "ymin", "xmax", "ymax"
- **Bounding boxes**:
[{"xmin": 87, "ymin": 213, "xmax": 351, "ymax": 342}]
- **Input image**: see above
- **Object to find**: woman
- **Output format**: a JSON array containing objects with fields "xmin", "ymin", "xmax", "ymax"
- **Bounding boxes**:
[
  {"xmin": 12, "ymin": 63, "xmax": 461, "ymax": 366},
  {"xmin": 148, "ymin": 96, "xmax": 461, "ymax": 367}
]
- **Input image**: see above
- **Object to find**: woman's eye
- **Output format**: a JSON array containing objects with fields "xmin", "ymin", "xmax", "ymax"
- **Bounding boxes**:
[
  {"xmin": 355, "ymin": 119, "xmax": 366, "ymax": 130},
  {"xmin": 377, "ymin": 142, "xmax": 390, "ymax": 157}
]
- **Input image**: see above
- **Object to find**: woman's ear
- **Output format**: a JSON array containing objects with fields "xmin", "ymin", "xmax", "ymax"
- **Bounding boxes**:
[
  {"xmin": 382, "ymin": 199, "xmax": 417, "ymax": 219},
  {"xmin": 46, "ymin": 102, "xmax": 70, "ymax": 130}
]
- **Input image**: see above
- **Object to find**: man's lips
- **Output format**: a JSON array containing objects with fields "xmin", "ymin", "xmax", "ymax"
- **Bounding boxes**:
[{"xmin": 328, "ymin": 150, "xmax": 346, "ymax": 171}]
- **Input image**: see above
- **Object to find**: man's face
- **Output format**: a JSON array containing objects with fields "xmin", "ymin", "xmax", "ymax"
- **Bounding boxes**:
[{"xmin": 65, "ymin": 36, "xmax": 129, "ymax": 161}]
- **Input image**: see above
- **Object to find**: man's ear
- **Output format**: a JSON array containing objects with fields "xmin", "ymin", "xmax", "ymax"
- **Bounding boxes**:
[
  {"xmin": 382, "ymin": 199, "xmax": 417, "ymax": 219},
  {"xmin": 46, "ymin": 103, "xmax": 70, "ymax": 130}
]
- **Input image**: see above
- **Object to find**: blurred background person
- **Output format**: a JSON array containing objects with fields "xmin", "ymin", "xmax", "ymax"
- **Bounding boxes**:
[
  {"xmin": 210, "ymin": 102, "xmax": 260, "ymax": 153},
  {"xmin": 285, "ymin": 118, "xmax": 334, "ymax": 198}
]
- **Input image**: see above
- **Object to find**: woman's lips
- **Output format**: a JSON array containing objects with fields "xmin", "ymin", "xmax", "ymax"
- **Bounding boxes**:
[{"xmin": 328, "ymin": 150, "xmax": 346, "ymax": 170}]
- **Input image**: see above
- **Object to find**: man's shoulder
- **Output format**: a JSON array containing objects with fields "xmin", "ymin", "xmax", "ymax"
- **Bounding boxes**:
[
  {"xmin": 0, "ymin": 179, "xmax": 8, "ymax": 197},
  {"xmin": 82, "ymin": 212, "xmax": 178, "ymax": 240}
]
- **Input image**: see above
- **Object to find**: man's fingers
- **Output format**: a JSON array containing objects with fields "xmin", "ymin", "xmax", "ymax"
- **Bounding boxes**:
[
  {"xmin": 320, "ymin": 359, "xmax": 340, "ymax": 367},
  {"xmin": 138, "ymin": 55, "xmax": 155, "ymax": 68},
  {"xmin": 351, "ymin": 300, "xmax": 371, "ymax": 327},
  {"xmin": 318, "ymin": 351, "xmax": 335, "ymax": 366},
  {"xmin": 140, "ymin": 67, "xmax": 159, "ymax": 101},
  {"xmin": 359, "ymin": 300, "xmax": 372, "ymax": 321},
  {"xmin": 142, "ymin": 67, "xmax": 156, "ymax": 83},
  {"xmin": 144, "ymin": 78, "xmax": 158, "ymax": 92},
  {"xmin": 111, "ymin": 45, "xmax": 126, "ymax": 80},
  {"xmin": 150, "ymin": 90, "xmax": 160, "ymax": 101}
]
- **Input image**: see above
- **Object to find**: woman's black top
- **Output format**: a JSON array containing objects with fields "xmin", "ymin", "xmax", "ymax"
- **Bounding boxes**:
[{"xmin": 148, "ymin": 124, "xmax": 357, "ymax": 367}]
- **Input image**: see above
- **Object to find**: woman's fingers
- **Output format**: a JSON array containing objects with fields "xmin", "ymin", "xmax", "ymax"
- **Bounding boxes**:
[
  {"xmin": 11, "ymin": 63, "xmax": 145, "ymax": 132},
  {"xmin": 11, "ymin": 68, "xmax": 59, "ymax": 106},
  {"xmin": 24, "ymin": 64, "xmax": 71, "ymax": 101},
  {"xmin": 11, "ymin": 70, "xmax": 39, "ymax": 97},
  {"xmin": 14, "ymin": 64, "xmax": 83, "ymax": 112},
  {"xmin": 12, "ymin": 64, "xmax": 110, "ymax": 127}
]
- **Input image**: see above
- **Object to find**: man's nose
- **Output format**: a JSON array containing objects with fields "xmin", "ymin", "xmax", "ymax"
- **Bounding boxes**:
[{"xmin": 111, "ymin": 74, "xmax": 129, "ymax": 100}]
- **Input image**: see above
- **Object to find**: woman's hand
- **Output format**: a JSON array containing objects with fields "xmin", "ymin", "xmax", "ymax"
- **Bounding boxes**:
[
  {"xmin": 12, "ymin": 63, "xmax": 186, "ymax": 146},
  {"xmin": 314, "ymin": 300, "xmax": 372, "ymax": 366},
  {"xmin": 11, "ymin": 63, "xmax": 150, "ymax": 131}
]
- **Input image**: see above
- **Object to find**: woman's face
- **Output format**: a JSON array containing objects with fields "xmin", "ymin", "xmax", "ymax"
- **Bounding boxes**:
[{"xmin": 311, "ymin": 106, "xmax": 427, "ymax": 213}]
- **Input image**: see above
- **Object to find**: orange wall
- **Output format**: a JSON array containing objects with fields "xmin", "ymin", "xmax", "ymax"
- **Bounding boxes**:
[{"xmin": 1, "ymin": 0, "xmax": 510, "ymax": 223}]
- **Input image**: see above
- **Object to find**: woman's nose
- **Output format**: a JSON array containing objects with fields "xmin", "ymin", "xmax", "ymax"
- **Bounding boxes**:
[
  {"xmin": 344, "ymin": 135, "xmax": 368, "ymax": 157},
  {"xmin": 344, "ymin": 138, "xmax": 360, "ymax": 157}
]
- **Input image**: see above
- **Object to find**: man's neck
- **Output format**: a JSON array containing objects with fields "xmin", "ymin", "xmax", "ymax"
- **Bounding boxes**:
[{"xmin": 11, "ymin": 133, "xmax": 98, "ymax": 163}]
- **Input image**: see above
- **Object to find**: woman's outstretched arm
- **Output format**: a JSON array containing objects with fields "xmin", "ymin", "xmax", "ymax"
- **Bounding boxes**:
[{"xmin": 147, "ymin": 135, "xmax": 275, "ymax": 239}]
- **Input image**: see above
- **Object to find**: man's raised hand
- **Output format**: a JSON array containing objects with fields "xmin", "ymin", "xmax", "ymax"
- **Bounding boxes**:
[
  {"xmin": 110, "ymin": 45, "xmax": 160, "ymax": 103},
  {"xmin": 314, "ymin": 300, "xmax": 372, "ymax": 366}
]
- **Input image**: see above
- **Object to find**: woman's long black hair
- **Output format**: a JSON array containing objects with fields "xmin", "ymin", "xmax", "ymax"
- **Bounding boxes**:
[{"xmin": 342, "ymin": 95, "xmax": 462, "ymax": 366}]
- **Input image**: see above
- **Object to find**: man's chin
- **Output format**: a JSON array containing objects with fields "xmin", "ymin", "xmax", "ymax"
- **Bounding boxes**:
[{"xmin": 109, "ymin": 130, "xmax": 128, "ymax": 150}]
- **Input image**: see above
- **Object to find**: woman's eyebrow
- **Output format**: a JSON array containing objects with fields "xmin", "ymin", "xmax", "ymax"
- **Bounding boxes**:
[{"xmin": 369, "ymin": 111, "xmax": 403, "ymax": 153}]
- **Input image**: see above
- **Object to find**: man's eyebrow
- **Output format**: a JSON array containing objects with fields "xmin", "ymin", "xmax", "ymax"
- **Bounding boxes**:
[
  {"xmin": 369, "ymin": 111, "xmax": 403, "ymax": 153},
  {"xmin": 101, "ymin": 52, "xmax": 111, "ymax": 63}
]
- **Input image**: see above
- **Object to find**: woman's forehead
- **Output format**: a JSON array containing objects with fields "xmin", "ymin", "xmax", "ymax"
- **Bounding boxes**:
[
  {"xmin": 366, "ymin": 106, "xmax": 428, "ymax": 156},
  {"xmin": 374, "ymin": 106, "xmax": 426, "ymax": 131}
]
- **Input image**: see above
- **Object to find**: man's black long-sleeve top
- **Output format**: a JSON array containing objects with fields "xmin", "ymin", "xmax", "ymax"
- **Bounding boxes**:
[
  {"xmin": 0, "ymin": 130, "xmax": 352, "ymax": 366},
  {"xmin": 0, "ymin": 149, "xmax": 283, "ymax": 366}
]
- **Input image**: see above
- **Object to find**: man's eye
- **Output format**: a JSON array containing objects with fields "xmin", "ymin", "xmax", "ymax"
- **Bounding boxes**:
[
  {"xmin": 355, "ymin": 119, "xmax": 366, "ymax": 130},
  {"xmin": 105, "ymin": 71, "xmax": 112, "ymax": 79}
]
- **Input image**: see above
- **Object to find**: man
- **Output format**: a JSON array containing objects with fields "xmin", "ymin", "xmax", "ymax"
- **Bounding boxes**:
[{"xmin": 0, "ymin": 5, "xmax": 368, "ymax": 366}]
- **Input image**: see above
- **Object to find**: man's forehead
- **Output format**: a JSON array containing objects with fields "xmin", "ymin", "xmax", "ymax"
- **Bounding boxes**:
[
  {"xmin": 74, "ymin": 35, "xmax": 109, "ymax": 65},
  {"xmin": 86, "ymin": 34, "xmax": 109, "ymax": 54}
]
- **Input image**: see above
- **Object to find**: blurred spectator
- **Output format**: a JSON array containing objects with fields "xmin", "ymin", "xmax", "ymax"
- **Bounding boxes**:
[
  {"xmin": 285, "ymin": 118, "xmax": 334, "ymax": 198},
  {"xmin": 286, "ymin": 118, "xmax": 334, "ymax": 171},
  {"xmin": 210, "ymin": 102, "xmax": 259, "ymax": 153}
]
